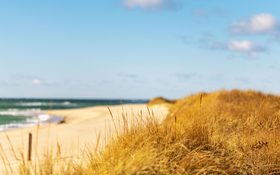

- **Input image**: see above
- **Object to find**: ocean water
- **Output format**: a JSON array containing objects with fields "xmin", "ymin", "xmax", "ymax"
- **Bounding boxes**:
[{"xmin": 0, "ymin": 98, "xmax": 146, "ymax": 131}]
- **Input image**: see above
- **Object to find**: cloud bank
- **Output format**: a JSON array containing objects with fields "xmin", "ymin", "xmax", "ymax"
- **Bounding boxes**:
[
  {"xmin": 196, "ymin": 33, "xmax": 266, "ymax": 57},
  {"xmin": 230, "ymin": 13, "xmax": 278, "ymax": 35},
  {"xmin": 190, "ymin": 13, "xmax": 278, "ymax": 58}
]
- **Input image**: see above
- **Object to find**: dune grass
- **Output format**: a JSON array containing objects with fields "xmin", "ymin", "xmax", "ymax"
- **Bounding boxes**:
[
  {"xmin": 147, "ymin": 97, "xmax": 176, "ymax": 107},
  {"xmin": 2, "ymin": 89, "xmax": 280, "ymax": 174}
]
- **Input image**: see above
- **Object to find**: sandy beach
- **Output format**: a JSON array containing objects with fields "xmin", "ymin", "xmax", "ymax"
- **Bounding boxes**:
[{"xmin": 0, "ymin": 104, "xmax": 169, "ymax": 173}]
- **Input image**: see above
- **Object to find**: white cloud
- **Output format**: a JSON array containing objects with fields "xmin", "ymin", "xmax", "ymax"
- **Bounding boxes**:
[
  {"xmin": 228, "ymin": 40, "xmax": 266, "ymax": 57},
  {"xmin": 124, "ymin": 0, "xmax": 163, "ymax": 9},
  {"xmin": 123, "ymin": 0, "xmax": 180, "ymax": 10},
  {"xmin": 230, "ymin": 13, "xmax": 278, "ymax": 35},
  {"xmin": 32, "ymin": 79, "xmax": 42, "ymax": 85},
  {"xmin": 194, "ymin": 33, "xmax": 267, "ymax": 57},
  {"xmin": 228, "ymin": 40, "xmax": 254, "ymax": 52}
]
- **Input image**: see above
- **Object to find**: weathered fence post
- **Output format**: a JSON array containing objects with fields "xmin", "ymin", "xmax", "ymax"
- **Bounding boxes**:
[{"xmin": 28, "ymin": 133, "xmax": 32, "ymax": 161}]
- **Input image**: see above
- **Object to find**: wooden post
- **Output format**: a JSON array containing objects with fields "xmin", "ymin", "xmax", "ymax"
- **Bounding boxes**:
[{"xmin": 28, "ymin": 133, "xmax": 32, "ymax": 161}]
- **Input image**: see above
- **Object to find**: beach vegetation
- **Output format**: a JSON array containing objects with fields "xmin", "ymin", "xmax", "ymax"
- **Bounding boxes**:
[{"xmin": 2, "ymin": 90, "xmax": 280, "ymax": 174}]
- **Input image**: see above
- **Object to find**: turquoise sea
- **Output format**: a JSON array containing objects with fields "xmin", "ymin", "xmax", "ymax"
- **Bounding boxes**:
[{"xmin": 0, "ymin": 98, "xmax": 146, "ymax": 131}]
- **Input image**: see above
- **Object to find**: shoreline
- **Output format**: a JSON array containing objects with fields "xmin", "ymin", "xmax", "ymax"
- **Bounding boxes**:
[
  {"xmin": 0, "ymin": 104, "xmax": 169, "ymax": 172},
  {"xmin": 0, "ymin": 113, "xmax": 65, "ymax": 133}
]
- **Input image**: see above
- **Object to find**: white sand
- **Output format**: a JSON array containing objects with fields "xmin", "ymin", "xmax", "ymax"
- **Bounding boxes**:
[{"xmin": 0, "ymin": 104, "xmax": 169, "ymax": 173}]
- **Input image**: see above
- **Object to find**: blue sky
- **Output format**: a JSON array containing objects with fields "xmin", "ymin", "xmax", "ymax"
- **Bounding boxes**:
[{"xmin": 1, "ymin": 0, "xmax": 280, "ymax": 99}]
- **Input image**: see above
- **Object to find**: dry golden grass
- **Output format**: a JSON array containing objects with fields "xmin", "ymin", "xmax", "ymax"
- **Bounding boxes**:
[
  {"xmin": 3, "ymin": 89, "xmax": 280, "ymax": 174},
  {"xmin": 148, "ymin": 97, "xmax": 176, "ymax": 107}
]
